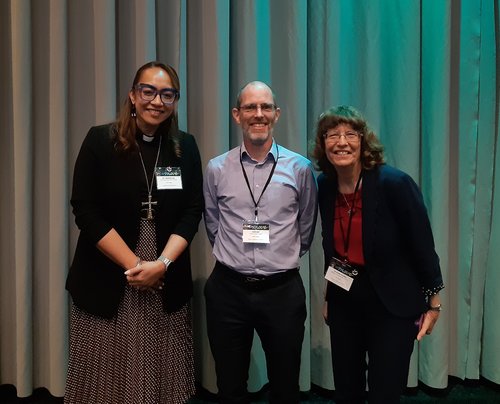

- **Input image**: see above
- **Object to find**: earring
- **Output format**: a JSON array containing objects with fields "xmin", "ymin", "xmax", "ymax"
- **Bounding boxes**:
[{"xmin": 131, "ymin": 105, "xmax": 137, "ymax": 117}]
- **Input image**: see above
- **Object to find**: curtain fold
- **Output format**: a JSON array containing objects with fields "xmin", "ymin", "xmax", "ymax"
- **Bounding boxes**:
[
  {"xmin": 418, "ymin": 0, "xmax": 452, "ymax": 389},
  {"xmin": 185, "ymin": 0, "xmax": 231, "ymax": 393},
  {"xmin": 457, "ymin": 0, "xmax": 488, "ymax": 381},
  {"xmin": 10, "ymin": 0, "xmax": 34, "ymax": 397},
  {"xmin": 32, "ymin": 0, "xmax": 69, "ymax": 396},
  {"xmin": 0, "ymin": 0, "xmax": 498, "ymax": 397},
  {"xmin": 477, "ymin": 0, "xmax": 500, "ymax": 384}
]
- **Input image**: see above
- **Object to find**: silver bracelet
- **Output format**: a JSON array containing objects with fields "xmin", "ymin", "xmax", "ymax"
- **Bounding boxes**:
[{"xmin": 157, "ymin": 255, "xmax": 173, "ymax": 271}]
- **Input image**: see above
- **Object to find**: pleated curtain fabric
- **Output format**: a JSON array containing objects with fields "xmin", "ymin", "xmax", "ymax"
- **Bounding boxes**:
[{"xmin": 0, "ymin": 0, "xmax": 499, "ymax": 398}]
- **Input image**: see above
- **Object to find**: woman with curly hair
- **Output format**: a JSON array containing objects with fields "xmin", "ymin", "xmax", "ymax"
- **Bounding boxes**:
[{"xmin": 313, "ymin": 105, "xmax": 444, "ymax": 403}]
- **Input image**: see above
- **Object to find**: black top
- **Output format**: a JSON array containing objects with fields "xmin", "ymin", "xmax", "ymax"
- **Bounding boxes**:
[
  {"xmin": 318, "ymin": 164, "xmax": 443, "ymax": 317},
  {"xmin": 66, "ymin": 124, "xmax": 204, "ymax": 318}
]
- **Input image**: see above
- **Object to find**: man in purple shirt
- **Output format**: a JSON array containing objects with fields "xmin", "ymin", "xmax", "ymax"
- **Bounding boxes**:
[{"xmin": 203, "ymin": 81, "xmax": 318, "ymax": 403}]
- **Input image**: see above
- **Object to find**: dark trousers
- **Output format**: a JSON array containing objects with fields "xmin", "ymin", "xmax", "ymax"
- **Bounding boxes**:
[
  {"xmin": 205, "ymin": 262, "xmax": 307, "ymax": 404},
  {"xmin": 327, "ymin": 268, "xmax": 419, "ymax": 404}
]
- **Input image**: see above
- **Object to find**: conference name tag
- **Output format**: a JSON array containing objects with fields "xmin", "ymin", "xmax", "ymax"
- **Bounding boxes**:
[
  {"xmin": 156, "ymin": 167, "xmax": 182, "ymax": 190},
  {"xmin": 324, "ymin": 257, "xmax": 358, "ymax": 291},
  {"xmin": 242, "ymin": 221, "xmax": 270, "ymax": 244},
  {"xmin": 325, "ymin": 267, "xmax": 354, "ymax": 291}
]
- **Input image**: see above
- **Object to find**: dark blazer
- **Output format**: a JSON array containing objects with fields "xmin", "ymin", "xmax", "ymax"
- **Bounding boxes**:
[
  {"xmin": 66, "ymin": 124, "xmax": 204, "ymax": 318},
  {"xmin": 318, "ymin": 164, "xmax": 443, "ymax": 318}
]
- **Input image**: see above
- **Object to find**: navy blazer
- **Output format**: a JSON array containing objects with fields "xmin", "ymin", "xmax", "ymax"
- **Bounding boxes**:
[
  {"xmin": 318, "ymin": 165, "xmax": 443, "ymax": 318},
  {"xmin": 66, "ymin": 124, "xmax": 203, "ymax": 318}
]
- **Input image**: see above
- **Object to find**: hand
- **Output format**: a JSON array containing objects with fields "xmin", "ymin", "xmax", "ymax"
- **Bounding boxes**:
[
  {"xmin": 124, "ymin": 260, "xmax": 165, "ymax": 290},
  {"xmin": 152, "ymin": 278, "xmax": 165, "ymax": 291},
  {"xmin": 416, "ymin": 294, "xmax": 442, "ymax": 341},
  {"xmin": 416, "ymin": 309, "xmax": 440, "ymax": 341}
]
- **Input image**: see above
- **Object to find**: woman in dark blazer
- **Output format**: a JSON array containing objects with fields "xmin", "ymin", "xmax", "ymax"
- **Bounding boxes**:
[
  {"xmin": 312, "ymin": 106, "xmax": 444, "ymax": 404},
  {"xmin": 65, "ymin": 61, "xmax": 203, "ymax": 404}
]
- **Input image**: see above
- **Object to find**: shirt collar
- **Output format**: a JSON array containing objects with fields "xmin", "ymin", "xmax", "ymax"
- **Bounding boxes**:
[{"xmin": 240, "ymin": 139, "xmax": 278, "ymax": 163}]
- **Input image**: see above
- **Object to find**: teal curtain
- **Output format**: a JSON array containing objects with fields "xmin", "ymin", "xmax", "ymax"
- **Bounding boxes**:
[{"xmin": 0, "ymin": 0, "xmax": 498, "ymax": 397}]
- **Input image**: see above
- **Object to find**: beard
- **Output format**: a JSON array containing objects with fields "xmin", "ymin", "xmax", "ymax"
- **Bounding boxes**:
[
  {"xmin": 245, "ymin": 126, "xmax": 272, "ymax": 146},
  {"xmin": 248, "ymin": 135, "xmax": 269, "ymax": 146}
]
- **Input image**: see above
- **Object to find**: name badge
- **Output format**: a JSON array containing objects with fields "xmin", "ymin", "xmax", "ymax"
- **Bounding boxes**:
[
  {"xmin": 156, "ymin": 167, "xmax": 182, "ymax": 190},
  {"xmin": 242, "ymin": 221, "xmax": 270, "ymax": 244},
  {"xmin": 324, "ymin": 257, "xmax": 358, "ymax": 291}
]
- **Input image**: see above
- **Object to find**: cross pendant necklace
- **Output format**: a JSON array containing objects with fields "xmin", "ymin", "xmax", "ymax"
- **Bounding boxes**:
[
  {"xmin": 138, "ymin": 136, "xmax": 162, "ymax": 220},
  {"xmin": 340, "ymin": 175, "xmax": 362, "ymax": 217},
  {"xmin": 142, "ymin": 194, "xmax": 158, "ymax": 220},
  {"xmin": 342, "ymin": 193, "xmax": 354, "ymax": 217}
]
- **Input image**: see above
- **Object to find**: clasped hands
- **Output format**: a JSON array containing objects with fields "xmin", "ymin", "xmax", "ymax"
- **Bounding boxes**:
[{"xmin": 124, "ymin": 260, "xmax": 165, "ymax": 292}]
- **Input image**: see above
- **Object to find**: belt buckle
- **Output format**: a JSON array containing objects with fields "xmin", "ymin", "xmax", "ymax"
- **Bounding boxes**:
[{"xmin": 244, "ymin": 276, "xmax": 262, "ymax": 283}]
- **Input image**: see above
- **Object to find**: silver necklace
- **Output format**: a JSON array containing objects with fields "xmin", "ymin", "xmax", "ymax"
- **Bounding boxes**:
[
  {"xmin": 340, "ymin": 177, "xmax": 362, "ymax": 217},
  {"xmin": 138, "ymin": 136, "xmax": 162, "ymax": 220},
  {"xmin": 341, "ymin": 193, "xmax": 354, "ymax": 217}
]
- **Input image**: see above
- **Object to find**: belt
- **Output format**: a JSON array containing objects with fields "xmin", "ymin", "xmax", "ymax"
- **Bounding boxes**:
[{"xmin": 215, "ymin": 261, "xmax": 299, "ymax": 291}]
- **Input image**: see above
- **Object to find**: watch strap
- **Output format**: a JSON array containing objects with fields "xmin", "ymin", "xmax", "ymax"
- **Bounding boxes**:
[
  {"xmin": 428, "ymin": 303, "xmax": 442, "ymax": 312},
  {"xmin": 157, "ymin": 255, "xmax": 173, "ymax": 271}
]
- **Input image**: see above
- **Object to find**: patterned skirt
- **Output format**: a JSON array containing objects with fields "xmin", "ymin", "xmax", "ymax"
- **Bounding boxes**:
[{"xmin": 65, "ymin": 220, "xmax": 195, "ymax": 404}]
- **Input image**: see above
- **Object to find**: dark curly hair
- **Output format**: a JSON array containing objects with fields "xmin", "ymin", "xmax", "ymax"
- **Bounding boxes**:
[
  {"xmin": 312, "ymin": 105, "xmax": 385, "ymax": 178},
  {"xmin": 112, "ymin": 61, "xmax": 182, "ymax": 157}
]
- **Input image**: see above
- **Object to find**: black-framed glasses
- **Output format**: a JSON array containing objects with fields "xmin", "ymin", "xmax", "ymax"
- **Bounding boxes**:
[
  {"xmin": 239, "ymin": 103, "xmax": 277, "ymax": 114},
  {"xmin": 134, "ymin": 83, "xmax": 179, "ymax": 105},
  {"xmin": 323, "ymin": 131, "xmax": 362, "ymax": 143}
]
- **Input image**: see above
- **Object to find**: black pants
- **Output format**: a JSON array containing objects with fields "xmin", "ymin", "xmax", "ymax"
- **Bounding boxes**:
[
  {"xmin": 327, "ymin": 268, "xmax": 419, "ymax": 404},
  {"xmin": 205, "ymin": 262, "xmax": 307, "ymax": 404}
]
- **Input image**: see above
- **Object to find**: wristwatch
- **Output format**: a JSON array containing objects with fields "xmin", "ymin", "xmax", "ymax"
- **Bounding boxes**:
[
  {"xmin": 157, "ymin": 255, "xmax": 173, "ymax": 271},
  {"xmin": 428, "ymin": 303, "xmax": 442, "ymax": 312}
]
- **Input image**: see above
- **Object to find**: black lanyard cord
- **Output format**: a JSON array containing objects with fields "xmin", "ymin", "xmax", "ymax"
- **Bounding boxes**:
[
  {"xmin": 337, "ymin": 171, "xmax": 363, "ymax": 259},
  {"xmin": 239, "ymin": 143, "xmax": 279, "ymax": 219}
]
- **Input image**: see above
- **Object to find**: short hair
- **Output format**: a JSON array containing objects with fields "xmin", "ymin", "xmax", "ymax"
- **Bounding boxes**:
[
  {"xmin": 235, "ymin": 81, "xmax": 277, "ymax": 108},
  {"xmin": 312, "ymin": 105, "xmax": 385, "ymax": 178}
]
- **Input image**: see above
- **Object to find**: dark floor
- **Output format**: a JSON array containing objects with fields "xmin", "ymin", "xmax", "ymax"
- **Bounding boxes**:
[
  {"xmin": 190, "ymin": 378, "xmax": 500, "ymax": 403},
  {"xmin": 1, "ymin": 377, "xmax": 500, "ymax": 403}
]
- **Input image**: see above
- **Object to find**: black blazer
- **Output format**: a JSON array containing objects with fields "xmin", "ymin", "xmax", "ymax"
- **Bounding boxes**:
[
  {"xmin": 66, "ymin": 124, "xmax": 204, "ymax": 318},
  {"xmin": 318, "ymin": 165, "xmax": 443, "ymax": 317}
]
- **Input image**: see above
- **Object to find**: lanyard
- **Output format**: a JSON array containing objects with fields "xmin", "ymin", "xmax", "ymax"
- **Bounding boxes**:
[
  {"xmin": 239, "ymin": 143, "xmax": 279, "ymax": 220},
  {"xmin": 337, "ymin": 171, "xmax": 363, "ymax": 259}
]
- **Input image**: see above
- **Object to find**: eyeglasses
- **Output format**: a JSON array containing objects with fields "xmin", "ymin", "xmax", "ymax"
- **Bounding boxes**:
[
  {"xmin": 239, "ymin": 103, "xmax": 277, "ymax": 114},
  {"xmin": 134, "ymin": 84, "xmax": 179, "ymax": 105},
  {"xmin": 323, "ymin": 131, "xmax": 362, "ymax": 143}
]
